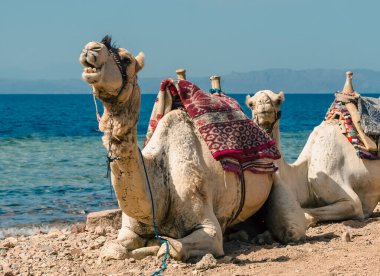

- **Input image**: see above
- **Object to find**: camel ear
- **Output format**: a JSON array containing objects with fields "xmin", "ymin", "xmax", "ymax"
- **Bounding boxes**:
[
  {"xmin": 135, "ymin": 52, "xmax": 145, "ymax": 73},
  {"xmin": 245, "ymin": 95, "xmax": 252, "ymax": 108},
  {"xmin": 278, "ymin": 91, "xmax": 285, "ymax": 103}
]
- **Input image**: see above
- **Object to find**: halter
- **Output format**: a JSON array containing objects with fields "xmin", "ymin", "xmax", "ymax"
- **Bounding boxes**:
[
  {"xmin": 103, "ymin": 42, "xmax": 129, "ymax": 96},
  {"xmin": 253, "ymin": 93, "xmax": 282, "ymax": 136}
]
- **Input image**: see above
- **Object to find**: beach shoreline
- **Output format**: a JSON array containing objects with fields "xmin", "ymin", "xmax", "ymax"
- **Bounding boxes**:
[{"xmin": 1, "ymin": 204, "xmax": 379, "ymax": 276}]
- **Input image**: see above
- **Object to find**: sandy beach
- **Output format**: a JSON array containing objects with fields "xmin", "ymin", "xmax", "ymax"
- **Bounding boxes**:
[{"xmin": 1, "ymin": 203, "xmax": 379, "ymax": 276}]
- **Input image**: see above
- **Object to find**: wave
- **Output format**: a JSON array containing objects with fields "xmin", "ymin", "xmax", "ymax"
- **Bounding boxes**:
[{"xmin": 0, "ymin": 222, "xmax": 72, "ymax": 239}]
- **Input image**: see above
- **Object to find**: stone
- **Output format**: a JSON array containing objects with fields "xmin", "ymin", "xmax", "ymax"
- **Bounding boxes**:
[
  {"xmin": 195, "ymin": 253, "xmax": 217, "ymax": 271},
  {"xmin": 341, "ymin": 231, "xmax": 351, "ymax": 242},
  {"xmin": 94, "ymin": 226, "xmax": 106, "ymax": 236},
  {"xmin": 71, "ymin": 223, "xmax": 86, "ymax": 234},
  {"xmin": 221, "ymin": 255, "xmax": 233, "ymax": 263},
  {"xmin": 3, "ymin": 270, "xmax": 14, "ymax": 276},
  {"xmin": 100, "ymin": 241, "xmax": 128, "ymax": 260},
  {"xmin": 47, "ymin": 228, "xmax": 62, "ymax": 238},
  {"xmin": 70, "ymin": 248, "xmax": 84, "ymax": 257},
  {"xmin": 2, "ymin": 237, "xmax": 17, "ymax": 249},
  {"xmin": 86, "ymin": 209, "xmax": 122, "ymax": 231},
  {"xmin": 95, "ymin": 236, "xmax": 107, "ymax": 245}
]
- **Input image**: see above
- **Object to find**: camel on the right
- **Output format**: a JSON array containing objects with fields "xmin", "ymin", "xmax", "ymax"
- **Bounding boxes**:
[{"xmin": 246, "ymin": 72, "xmax": 380, "ymax": 241}]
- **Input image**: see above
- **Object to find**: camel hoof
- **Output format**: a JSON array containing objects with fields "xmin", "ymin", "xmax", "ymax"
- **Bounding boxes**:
[
  {"xmin": 305, "ymin": 213, "xmax": 317, "ymax": 227},
  {"xmin": 100, "ymin": 240, "xmax": 128, "ymax": 260},
  {"xmin": 130, "ymin": 246, "xmax": 160, "ymax": 260},
  {"xmin": 157, "ymin": 238, "xmax": 186, "ymax": 261}
]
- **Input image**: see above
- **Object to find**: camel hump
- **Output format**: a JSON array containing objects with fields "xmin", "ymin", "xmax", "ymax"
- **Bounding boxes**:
[{"xmin": 342, "ymin": 71, "xmax": 356, "ymax": 96}]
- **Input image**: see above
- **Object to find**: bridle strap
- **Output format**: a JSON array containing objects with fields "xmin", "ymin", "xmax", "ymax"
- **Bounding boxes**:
[{"xmin": 253, "ymin": 94, "xmax": 282, "ymax": 136}]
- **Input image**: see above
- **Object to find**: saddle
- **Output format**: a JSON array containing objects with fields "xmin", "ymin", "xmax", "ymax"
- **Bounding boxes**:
[{"xmin": 326, "ymin": 72, "xmax": 380, "ymax": 159}]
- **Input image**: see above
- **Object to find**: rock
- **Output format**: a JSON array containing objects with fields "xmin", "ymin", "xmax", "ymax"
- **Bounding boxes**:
[
  {"xmin": 77, "ymin": 267, "xmax": 86, "ymax": 276},
  {"xmin": 1, "ymin": 237, "xmax": 17, "ymax": 249},
  {"xmin": 221, "ymin": 255, "xmax": 233, "ymax": 263},
  {"xmin": 90, "ymin": 236, "xmax": 107, "ymax": 249},
  {"xmin": 47, "ymin": 228, "xmax": 62, "ymax": 238},
  {"xmin": 1, "ymin": 241, "xmax": 14, "ymax": 249},
  {"xmin": 71, "ymin": 248, "xmax": 84, "ymax": 257},
  {"xmin": 71, "ymin": 223, "xmax": 86, "ymax": 234},
  {"xmin": 95, "ymin": 236, "xmax": 107, "ymax": 245},
  {"xmin": 57, "ymin": 234, "xmax": 67, "ymax": 241},
  {"xmin": 130, "ymin": 246, "xmax": 160, "ymax": 260},
  {"xmin": 86, "ymin": 209, "xmax": 122, "ymax": 231},
  {"xmin": 94, "ymin": 226, "xmax": 106, "ymax": 236},
  {"xmin": 195, "ymin": 253, "xmax": 217, "ymax": 271},
  {"xmin": 3, "ymin": 270, "xmax": 14, "ymax": 276},
  {"xmin": 341, "ymin": 231, "xmax": 351, "ymax": 242},
  {"xmin": 100, "ymin": 241, "xmax": 128, "ymax": 260},
  {"xmin": 0, "ymin": 259, "xmax": 11, "ymax": 269}
]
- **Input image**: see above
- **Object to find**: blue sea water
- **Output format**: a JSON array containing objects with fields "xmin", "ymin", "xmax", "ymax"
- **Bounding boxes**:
[{"xmin": 1, "ymin": 93, "xmax": 378, "ymax": 235}]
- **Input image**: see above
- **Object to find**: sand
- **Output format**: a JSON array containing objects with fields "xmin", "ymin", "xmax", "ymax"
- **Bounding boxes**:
[{"xmin": 1, "ymin": 203, "xmax": 379, "ymax": 276}]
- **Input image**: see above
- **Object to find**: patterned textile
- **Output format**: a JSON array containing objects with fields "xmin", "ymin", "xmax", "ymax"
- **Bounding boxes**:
[
  {"xmin": 325, "ymin": 97, "xmax": 379, "ymax": 160},
  {"xmin": 144, "ymin": 79, "xmax": 280, "ymax": 174},
  {"xmin": 358, "ymin": 96, "xmax": 380, "ymax": 136}
]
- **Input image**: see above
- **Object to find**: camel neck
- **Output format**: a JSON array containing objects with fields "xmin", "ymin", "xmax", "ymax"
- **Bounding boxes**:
[
  {"xmin": 272, "ymin": 123, "xmax": 290, "ymax": 171},
  {"xmin": 98, "ymin": 87, "xmax": 156, "ymax": 224},
  {"xmin": 272, "ymin": 122, "xmax": 310, "ymax": 202}
]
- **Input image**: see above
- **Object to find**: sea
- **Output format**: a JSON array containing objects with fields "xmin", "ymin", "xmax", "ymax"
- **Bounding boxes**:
[{"xmin": 1, "ymin": 92, "xmax": 379, "ymax": 238}]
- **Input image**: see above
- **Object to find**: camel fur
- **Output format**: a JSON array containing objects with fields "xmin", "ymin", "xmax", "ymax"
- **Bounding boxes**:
[
  {"xmin": 79, "ymin": 37, "xmax": 275, "ymax": 261},
  {"xmin": 246, "ymin": 89, "xmax": 380, "ymax": 241}
]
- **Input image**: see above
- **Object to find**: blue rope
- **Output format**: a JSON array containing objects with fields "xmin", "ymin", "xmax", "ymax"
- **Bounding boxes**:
[
  {"xmin": 209, "ymin": 88, "xmax": 222, "ymax": 93},
  {"xmin": 138, "ymin": 148, "xmax": 169, "ymax": 276}
]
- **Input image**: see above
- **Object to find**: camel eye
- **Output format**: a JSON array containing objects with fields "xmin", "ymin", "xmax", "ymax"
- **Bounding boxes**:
[
  {"xmin": 123, "ymin": 57, "xmax": 131, "ymax": 66},
  {"xmin": 276, "ymin": 99, "xmax": 281, "ymax": 105},
  {"xmin": 249, "ymin": 102, "xmax": 254, "ymax": 108}
]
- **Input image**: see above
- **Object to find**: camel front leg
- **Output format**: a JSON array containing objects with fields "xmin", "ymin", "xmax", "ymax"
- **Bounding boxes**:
[
  {"xmin": 264, "ymin": 175, "xmax": 307, "ymax": 243},
  {"xmin": 157, "ymin": 212, "xmax": 224, "ymax": 261}
]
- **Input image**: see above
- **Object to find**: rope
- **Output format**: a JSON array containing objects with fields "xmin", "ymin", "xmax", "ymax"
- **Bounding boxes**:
[
  {"xmin": 138, "ymin": 148, "xmax": 169, "ymax": 276},
  {"xmin": 92, "ymin": 93, "xmax": 101, "ymax": 122}
]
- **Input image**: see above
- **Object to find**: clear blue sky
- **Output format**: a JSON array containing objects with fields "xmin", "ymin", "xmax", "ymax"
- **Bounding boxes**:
[{"xmin": 1, "ymin": 0, "xmax": 379, "ymax": 80}]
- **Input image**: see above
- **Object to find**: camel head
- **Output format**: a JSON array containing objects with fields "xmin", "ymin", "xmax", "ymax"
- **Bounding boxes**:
[
  {"xmin": 79, "ymin": 35, "xmax": 145, "ymax": 104},
  {"xmin": 246, "ymin": 90, "xmax": 284, "ymax": 134}
]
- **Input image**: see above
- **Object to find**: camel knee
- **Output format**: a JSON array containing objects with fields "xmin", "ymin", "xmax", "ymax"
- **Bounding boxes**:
[
  {"xmin": 203, "ymin": 225, "xmax": 223, "ymax": 256},
  {"xmin": 342, "ymin": 199, "xmax": 364, "ymax": 219},
  {"xmin": 117, "ymin": 227, "xmax": 146, "ymax": 250}
]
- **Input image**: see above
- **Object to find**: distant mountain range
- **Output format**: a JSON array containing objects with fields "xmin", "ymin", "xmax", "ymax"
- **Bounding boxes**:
[{"xmin": 1, "ymin": 69, "xmax": 380, "ymax": 94}]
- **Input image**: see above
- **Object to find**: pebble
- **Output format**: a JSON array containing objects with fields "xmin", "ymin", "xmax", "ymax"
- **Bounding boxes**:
[
  {"xmin": 71, "ymin": 223, "xmax": 86, "ymax": 234},
  {"xmin": 221, "ymin": 255, "xmax": 233, "ymax": 263},
  {"xmin": 195, "ymin": 253, "xmax": 217, "ymax": 271},
  {"xmin": 341, "ymin": 231, "xmax": 351, "ymax": 242},
  {"xmin": 47, "ymin": 228, "xmax": 62, "ymax": 238},
  {"xmin": 94, "ymin": 226, "xmax": 106, "ymax": 236}
]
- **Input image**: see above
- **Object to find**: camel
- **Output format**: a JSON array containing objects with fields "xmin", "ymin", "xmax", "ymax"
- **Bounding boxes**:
[
  {"xmin": 79, "ymin": 36, "xmax": 278, "ymax": 261},
  {"xmin": 246, "ymin": 75, "xmax": 380, "ymax": 239}
]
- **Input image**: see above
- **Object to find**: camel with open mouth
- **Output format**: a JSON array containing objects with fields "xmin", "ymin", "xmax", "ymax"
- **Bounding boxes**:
[
  {"xmin": 79, "ymin": 36, "xmax": 280, "ymax": 261},
  {"xmin": 246, "ymin": 74, "xmax": 380, "ymax": 241}
]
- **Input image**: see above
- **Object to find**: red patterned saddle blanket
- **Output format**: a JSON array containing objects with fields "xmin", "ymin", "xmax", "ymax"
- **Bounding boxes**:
[
  {"xmin": 144, "ymin": 79, "xmax": 280, "ymax": 174},
  {"xmin": 325, "ymin": 99, "xmax": 379, "ymax": 160}
]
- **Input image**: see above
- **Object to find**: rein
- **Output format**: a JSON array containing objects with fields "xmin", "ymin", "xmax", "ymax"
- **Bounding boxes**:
[
  {"xmin": 253, "ymin": 94, "xmax": 282, "ymax": 136},
  {"xmin": 90, "ymin": 40, "xmax": 170, "ymax": 275}
]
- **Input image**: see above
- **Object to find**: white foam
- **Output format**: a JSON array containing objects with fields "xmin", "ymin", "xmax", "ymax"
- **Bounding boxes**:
[{"xmin": 0, "ymin": 223, "xmax": 71, "ymax": 240}]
